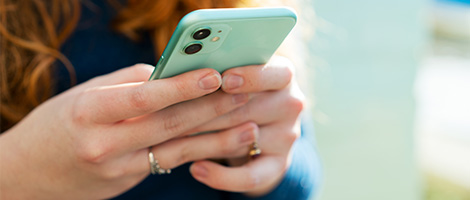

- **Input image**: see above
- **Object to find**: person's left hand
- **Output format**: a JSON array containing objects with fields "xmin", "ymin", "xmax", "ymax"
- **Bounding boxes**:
[{"xmin": 187, "ymin": 56, "xmax": 306, "ymax": 196}]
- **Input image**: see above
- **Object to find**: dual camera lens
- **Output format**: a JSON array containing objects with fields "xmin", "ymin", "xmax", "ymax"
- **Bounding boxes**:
[
  {"xmin": 184, "ymin": 43, "xmax": 203, "ymax": 54},
  {"xmin": 193, "ymin": 29, "xmax": 211, "ymax": 40},
  {"xmin": 184, "ymin": 28, "xmax": 211, "ymax": 55}
]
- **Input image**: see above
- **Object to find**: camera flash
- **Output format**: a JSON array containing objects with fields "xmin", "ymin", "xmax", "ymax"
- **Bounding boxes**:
[{"xmin": 211, "ymin": 37, "xmax": 220, "ymax": 42}]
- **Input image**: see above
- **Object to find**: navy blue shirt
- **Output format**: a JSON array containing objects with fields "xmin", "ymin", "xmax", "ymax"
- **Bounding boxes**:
[{"xmin": 58, "ymin": 1, "xmax": 321, "ymax": 199}]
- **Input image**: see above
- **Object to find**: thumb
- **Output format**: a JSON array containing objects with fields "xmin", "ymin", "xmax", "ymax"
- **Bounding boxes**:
[{"xmin": 189, "ymin": 156, "xmax": 283, "ymax": 193}]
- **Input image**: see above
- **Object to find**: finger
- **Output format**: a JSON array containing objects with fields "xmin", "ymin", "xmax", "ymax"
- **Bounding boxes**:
[
  {"xmin": 256, "ymin": 121, "xmax": 300, "ymax": 156},
  {"xmin": 190, "ymin": 156, "xmax": 287, "ymax": 193},
  {"xmin": 220, "ymin": 120, "xmax": 302, "ymax": 168},
  {"xmin": 193, "ymin": 88, "xmax": 303, "ymax": 133},
  {"xmin": 68, "ymin": 64, "xmax": 155, "ymax": 96},
  {"xmin": 151, "ymin": 122, "xmax": 258, "ymax": 169},
  {"xmin": 73, "ymin": 68, "xmax": 222, "ymax": 124},
  {"xmin": 126, "ymin": 122, "xmax": 259, "ymax": 174},
  {"xmin": 220, "ymin": 118, "xmax": 302, "ymax": 167},
  {"xmin": 84, "ymin": 64, "xmax": 155, "ymax": 87},
  {"xmin": 221, "ymin": 56, "xmax": 294, "ymax": 93},
  {"xmin": 110, "ymin": 90, "xmax": 251, "ymax": 153}
]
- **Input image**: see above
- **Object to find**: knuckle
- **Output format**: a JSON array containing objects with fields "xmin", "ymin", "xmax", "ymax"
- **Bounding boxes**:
[
  {"xmin": 213, "ymin": 103, "xmax": 227, "ymax": 116},
  {"xmin": 213, "ymin": 130, "xmax": 241, "ymax": 156},
  {"xmin": 286, "ymin": 95, "xmax": 305, "ymax": 115},
  {"xmin": 75, "ymin": 138, "xmax": 112, "ymax": 164},
  {"xmin": 285, "ymin": 129, "xmax": 300, "ymax": 146},
  {"xmin": 131, "ymin": 63, "xmax": 151, "ymax": 70},
  {"xmin": 270, "ymin": 56, "xmax": 295, "ymax": 85},
  {"xmin": 163, "ymin": 111, "xmax": 185, "ymax": 134},
  {"xmin": 71, "ymin": 91, "xmax": 94, "ymax": 125},
  {"xmin": 171, "ymin": 78, "xmax": 192, "ymax": 99},
  {"xmin": 129, "ymin": 85, "xmax": 151, "ymax": 112},
  {"xmin": 283, "ymin": 64, "xmax": 294, "ymax": 84},
  {"xmin": 222, "ymin": 141, "xmax": 237, "ymax": 155},
  {"xmin": 217, "ymin": 135, "xmax": 234, "ymax": 155},
  {"xmin": 211, "ymin": 92, "xmax": 235, "ymax": 117},
  {"xmin": 275, "ymin": 55, "xmax": 296, "ymax": 73},
  {"xmin": 130, "ymin": 64, "xmax": 153, "ymax": 77},
  {"xmin": 71, "ymin": 108, "xmax": 88, "ymax": 126}
]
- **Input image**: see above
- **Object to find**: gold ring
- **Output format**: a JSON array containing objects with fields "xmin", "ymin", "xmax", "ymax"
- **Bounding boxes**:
[
  {"xmin": 249, "ymin": 142, "xmax": 261, "ymax": 159},
  {"xmin": 148, "ymin": 148, "xmax": 171, "ymax": 175}
]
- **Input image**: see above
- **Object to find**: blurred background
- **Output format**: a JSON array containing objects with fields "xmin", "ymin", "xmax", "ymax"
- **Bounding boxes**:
[{"xmin": 302, "ymin": 0, "xmax": 470, "ymax": 199}]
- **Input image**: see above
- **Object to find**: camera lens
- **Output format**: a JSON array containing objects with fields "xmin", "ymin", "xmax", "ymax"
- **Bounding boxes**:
[
  {"xmin": 184, "ymin": 43, "xmax": 202, "ymax": 54},
  {"xmin": 193, "ymin": 29, "xmax": 211, "ymax": 40}
]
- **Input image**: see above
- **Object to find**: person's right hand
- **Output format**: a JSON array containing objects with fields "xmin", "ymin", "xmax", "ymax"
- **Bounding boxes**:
[{"xmin": 0, "ymin": 64, "xmax": 256, "ymax": 200}]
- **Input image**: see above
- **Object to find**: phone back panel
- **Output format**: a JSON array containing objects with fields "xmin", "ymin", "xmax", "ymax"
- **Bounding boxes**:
[{"xmin": 149, "ymin": 7, "xmax": 297, "ymax": 80}]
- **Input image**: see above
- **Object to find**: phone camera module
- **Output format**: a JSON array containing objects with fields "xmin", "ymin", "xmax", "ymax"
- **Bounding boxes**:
[
  {"xmin": 184, "ymin": 43, "xmax": 203, "ymax": 54},
  {"xmin": 193, "ymin": 29, "xmax": 211, "ymax": 40}
]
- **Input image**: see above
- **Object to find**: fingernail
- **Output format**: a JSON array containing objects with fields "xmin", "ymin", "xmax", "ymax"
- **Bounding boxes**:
[
  {"xmin": 223, "ymin": 75, "xmax": 244, "ymax": 90},
  {"xmin": 199, "ymin": 73, "xmax": 221, "ymax": 90},
  {"xmin": 239, "ymin": 129, "xmax": 255, "ymax": 144},
  {"xmin": 232, "ymin": 94, "xmax": 250, "ymax": 104},
  {"xmin": 192, "ymin": 164, "xmax": 208, "ymax": 178}
]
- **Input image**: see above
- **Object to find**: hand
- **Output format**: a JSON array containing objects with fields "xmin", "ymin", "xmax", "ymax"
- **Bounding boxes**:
[
  {"xmin": 0, "ymin": 64, "xmax": 257, "ymax": 199},
  {"xmin": 188, "ymin": 56, "xmax": 305, "ymax": 196}
]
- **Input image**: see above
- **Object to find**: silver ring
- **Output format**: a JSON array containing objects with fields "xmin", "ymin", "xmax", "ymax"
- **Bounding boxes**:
[{"xmin": 148, "ymin": 148, "xmax": 171, "ymax": 175}]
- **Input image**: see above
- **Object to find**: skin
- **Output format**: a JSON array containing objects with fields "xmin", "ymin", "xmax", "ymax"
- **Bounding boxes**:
[{"xmin": 0, "ymin": 56, "xmax": 304, "ymax": 199}]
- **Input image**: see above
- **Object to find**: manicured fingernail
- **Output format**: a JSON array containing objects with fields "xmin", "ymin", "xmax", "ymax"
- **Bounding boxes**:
[
  {"xmin": 239, "ymin": 129, "xmax": 255, "ymax": 144},
  {"xmin": 223, "ymin": 74, "xmax": 244, "ymax": 90},
  {"xmin": 191, "ymin": 164, "xmax": 208, "ymax": 178},
  {"xmin": 199, "ymin": 73, "xmax": 221, "ymax": 90},
  {"xmin": 232, "ymin": 94, "xmax": 250, "ymax": 104}
]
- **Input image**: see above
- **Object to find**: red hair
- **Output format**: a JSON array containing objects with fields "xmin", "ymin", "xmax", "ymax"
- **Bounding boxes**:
[{"xmin": 0, "ymin": 0, "xmax": 243, "ymax": 131}]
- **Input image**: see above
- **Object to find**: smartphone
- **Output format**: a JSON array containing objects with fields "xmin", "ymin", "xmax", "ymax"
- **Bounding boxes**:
[{"xmin": 148, "ymin": 7, "xmax": 297, "ymax": 80}]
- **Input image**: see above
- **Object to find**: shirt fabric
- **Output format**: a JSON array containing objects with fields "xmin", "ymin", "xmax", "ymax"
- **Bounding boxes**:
[{"xmin": 57, "ymin": 1, "xmax": 321, "ymax": 199}]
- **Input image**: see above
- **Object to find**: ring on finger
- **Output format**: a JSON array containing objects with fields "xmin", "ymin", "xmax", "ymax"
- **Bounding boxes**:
[
  {"xmin": 148, "ymin": 147, "xmax": 172, "ymax": 175},
  {"xmin": 249, "ymin": 142, "xmax": 262, "ymax": 159}
]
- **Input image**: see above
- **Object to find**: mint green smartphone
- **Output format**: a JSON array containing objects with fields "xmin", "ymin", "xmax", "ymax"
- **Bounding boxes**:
[{"xmin": 148, "ymin": 7, "xmax": 297, "ymax": 80}]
